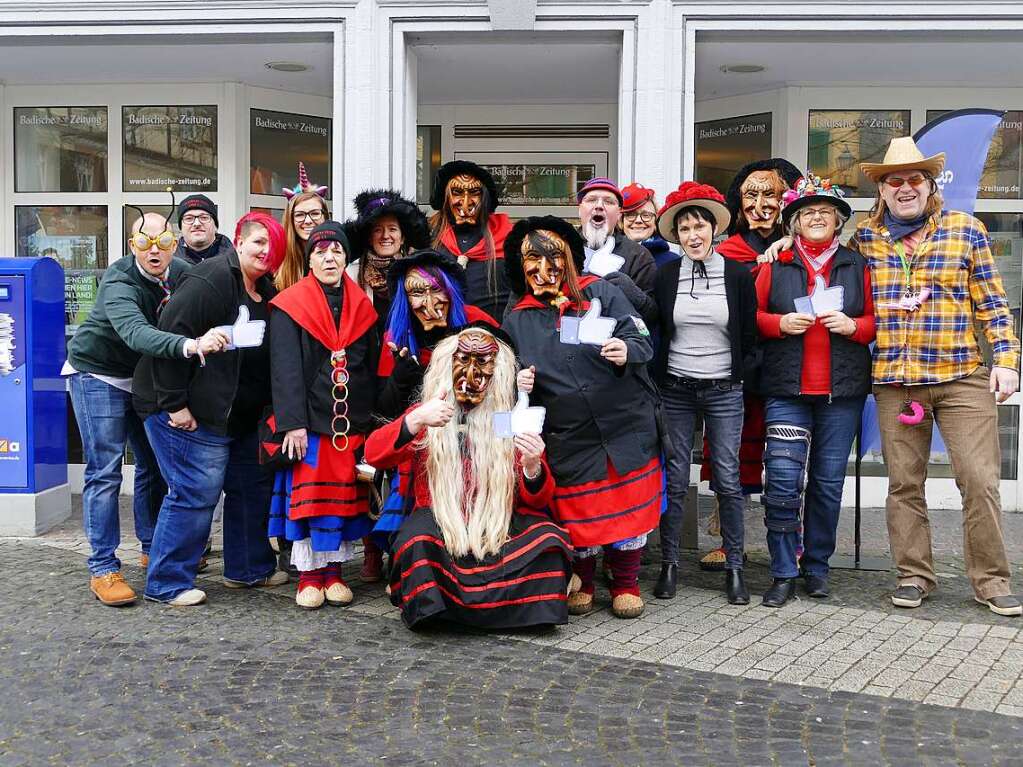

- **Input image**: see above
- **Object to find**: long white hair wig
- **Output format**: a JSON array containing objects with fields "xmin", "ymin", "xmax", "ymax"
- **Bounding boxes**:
[{"xmin": 417, "ymin": 331, "xmax": 518, "ymax": 559}]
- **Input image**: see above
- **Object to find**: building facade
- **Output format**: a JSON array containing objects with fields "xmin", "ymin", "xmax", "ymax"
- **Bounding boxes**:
[{"xmin": 2, "ymin": 0, "xmax": 1022, "ymax": 509}]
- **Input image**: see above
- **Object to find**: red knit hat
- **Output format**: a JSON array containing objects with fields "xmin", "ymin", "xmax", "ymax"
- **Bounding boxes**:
[
  {"xmin": 657, "ymin": 181, "xmax": 730, "ymax": 241},
  {"xmin": 576, "ymin": 177, "xmax": 623, "ymax": 206},
  {"xmin": 621, "ymin": 182, "xmax": 657, "ymax": 213}
]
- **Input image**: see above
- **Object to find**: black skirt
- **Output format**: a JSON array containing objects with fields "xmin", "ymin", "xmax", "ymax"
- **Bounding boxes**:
[{"xmin": 389, "ymin": 507, "xmax": 573, "ymax": 630}]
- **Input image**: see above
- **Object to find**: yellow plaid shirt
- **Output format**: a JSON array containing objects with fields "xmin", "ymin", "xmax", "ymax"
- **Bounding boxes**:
[{"xmin": 849, "ymin": 211, "xmax": 1020, "ymax": 385}]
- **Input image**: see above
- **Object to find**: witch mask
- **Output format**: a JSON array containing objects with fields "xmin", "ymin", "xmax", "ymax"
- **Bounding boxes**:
[
  {"xmin": 446, "ymin": 174, "xmax": 484, "ymax": 225},
  {"xmin": 521, "ymin": 229, "xmax": 568, "ymax": 300},
  {"xmin": 405, "ymin": 267, "xmax": 450, "ymax": 331},
  {"xmin": 452, "ymin": 329, "xmax": 498, "ymax": 409},
  {"xmin": 740, "ymin": 170, "xmax": 788, "ymax": 234}
]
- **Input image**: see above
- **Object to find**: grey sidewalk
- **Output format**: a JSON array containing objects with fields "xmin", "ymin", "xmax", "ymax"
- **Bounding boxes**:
[{"xmin": 7, "ymin": 495, "xmax": 1023, "ymax": 722}]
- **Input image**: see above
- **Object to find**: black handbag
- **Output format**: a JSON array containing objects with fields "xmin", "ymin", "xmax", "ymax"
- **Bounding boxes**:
[{"xmin": 257, "ymin": 408, "xmax": 300, "ymax": 471}]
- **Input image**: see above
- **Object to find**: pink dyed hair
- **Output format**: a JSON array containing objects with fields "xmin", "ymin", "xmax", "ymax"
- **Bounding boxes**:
[{"xmin": 234, "ymin": 212, "xmax": 287, "ymax": 274}]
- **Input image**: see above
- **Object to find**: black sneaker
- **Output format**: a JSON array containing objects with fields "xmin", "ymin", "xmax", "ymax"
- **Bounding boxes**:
[
  {"xmin": 974, "ymin": 594, "xmax": 1022, "ymax": 617},
  {"xmin": 891, "ymin": 584, "xmax": 926, "ymax": 608}
]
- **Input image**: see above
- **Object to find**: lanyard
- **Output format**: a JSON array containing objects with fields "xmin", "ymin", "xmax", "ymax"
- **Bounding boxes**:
[{"xmin": 894, "ymin": 240, "xmax": 913, "ymax": 294}]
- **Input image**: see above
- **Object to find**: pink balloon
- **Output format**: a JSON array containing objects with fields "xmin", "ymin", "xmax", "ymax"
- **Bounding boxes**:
[{"xmin": 898, "ymin": 400, "xmax": 925, "ymax": 425}]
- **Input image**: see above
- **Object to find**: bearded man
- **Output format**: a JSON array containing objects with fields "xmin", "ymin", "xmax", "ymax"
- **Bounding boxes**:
[
  {"xmin": 576, "ymin": 178, "xmax": 657, "ymax": 326},
  {"xmin": 365, "ymin": 324, "xmax": 573, "ymax": 629},
  {"xmin": 429, "ymin": 161, "xmax": 514, "ymax": 320}
]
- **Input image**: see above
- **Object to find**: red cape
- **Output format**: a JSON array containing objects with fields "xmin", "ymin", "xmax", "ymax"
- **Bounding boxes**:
[
  {"xmin": 376, "ymin": 304, "xmax": 498, "ymax": 377},
  {"xmin": 438, "ymin": 212, "xmax": 513, "ymax": 262},
  {"xmin": 269, "ymin": 272, "xmax": 377, "ymax": 352},
  {"xmin": 512, "ymin": 275, "xmax": 600, "ymax": 312}
]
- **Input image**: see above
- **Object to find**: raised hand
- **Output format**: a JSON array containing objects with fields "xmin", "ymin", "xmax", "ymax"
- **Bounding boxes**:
[
  {"xmin": 516, "ymin": 365, "xmax": 536, "ymax": 394},
  {"xmin": 407, "ymin": 389, "xmax": 455, "ymax": 432}
]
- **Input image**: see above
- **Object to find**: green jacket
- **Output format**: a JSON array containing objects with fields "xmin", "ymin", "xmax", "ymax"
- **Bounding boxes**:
[{"xmin": 67, "ymin": 254, "xmax": 192, "ymax": 378}]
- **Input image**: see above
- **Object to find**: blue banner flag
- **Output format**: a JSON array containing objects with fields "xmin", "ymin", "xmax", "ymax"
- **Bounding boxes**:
[{"xmin": 912, "ymin": 108, "xmax": 1005, "ymax": 216}]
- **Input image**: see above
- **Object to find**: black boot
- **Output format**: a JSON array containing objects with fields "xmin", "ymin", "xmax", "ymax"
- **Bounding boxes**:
[
  {"xmin": 804, "ymin": 574, "xmax": 830, "ymax": 598},
  {"xmin": 725, "ymin": 569, "xmax": 749, "ymax": 605},
  {"xmin": 653, "ymin": 563, "xmax": 678, "ymax": 599},
  {"xmin": 762, "ymin": 578, "xmax": 796, "ymax": 608}
]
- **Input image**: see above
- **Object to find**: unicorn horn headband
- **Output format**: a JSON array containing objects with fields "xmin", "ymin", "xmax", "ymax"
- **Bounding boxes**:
[{"xmin": 283, "ymin": 161, "xmax": 328, "ymax": 200}]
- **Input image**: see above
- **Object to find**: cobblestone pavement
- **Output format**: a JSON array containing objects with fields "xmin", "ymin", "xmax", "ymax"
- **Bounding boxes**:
[{"xmin": 3, "ymin": 541, "xmax": 1023, "ymax": 767}]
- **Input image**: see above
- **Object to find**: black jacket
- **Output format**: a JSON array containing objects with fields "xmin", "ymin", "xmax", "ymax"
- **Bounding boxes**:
[
  {"xmin": 502, "ymin": 278, "xmax": 661, "ymax": 486},
  {"xmin": 270, "ymin": 281, "xmax": 381, "ymax": 436},
  {"xmin": 651, "ymin": 255, "xmax": 758, "ymax": 387},
  {"xmin": 133, "ymin": 251, "xmax": 276, "ymax": 435},
  {"xmin": 174, "ymin": 232, "xmax": 236, "ymax": 265},
  {"xmin": 759, "ymin": 244, "xmax": 872, "ymax": 398}
]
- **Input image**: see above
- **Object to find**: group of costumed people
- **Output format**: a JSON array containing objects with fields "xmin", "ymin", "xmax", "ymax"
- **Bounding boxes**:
[
  {"xmin": 256, "ymin": 156, "xmax": 871, "ymax": 624},
  {"xmin": 135, "ymin": 131, "xmax": 1018, "ymax": 627}
]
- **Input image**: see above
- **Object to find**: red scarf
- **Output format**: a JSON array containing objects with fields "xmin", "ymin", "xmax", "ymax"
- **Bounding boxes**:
[
  {"xmin": 716, "ymin": 233, "xmax": 759, "ymax": 264},
  {"xmin": 512, "ymin": 274, "xmax": 600, "ymax": 317},
  {"xmin": 438, "ymin": 213, "xmax": 513, "ymax": 262},
  {"xmin": 270, "ymin": 272, "xmax": 377, "ymax": 353}
]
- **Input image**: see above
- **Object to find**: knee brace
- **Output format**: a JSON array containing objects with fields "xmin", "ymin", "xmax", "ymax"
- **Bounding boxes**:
[{"xmin": 763, "ymin": 423, "xmax": 810, "ymax": 532}]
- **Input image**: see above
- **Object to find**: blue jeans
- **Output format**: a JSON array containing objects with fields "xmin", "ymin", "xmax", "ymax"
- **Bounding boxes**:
[
  {"xmin": 69, "ymin": 373, "xmax": 165, "ymax": 576},
  {"xmin": 763, "ymin": 395, "xmax": 865, "ymax": 579},
  {"xmin": 659, "ymin": 376, "xmax": 745, "ymax": 568},
  {"xmin": 143, "ymin": 414, "xmax": 276, "ymax": 601}
]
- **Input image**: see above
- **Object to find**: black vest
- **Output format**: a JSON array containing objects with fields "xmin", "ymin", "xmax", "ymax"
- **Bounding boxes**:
[{"xmin": 760, "ymin": 244, "xmax": 872, "ymax": 398}]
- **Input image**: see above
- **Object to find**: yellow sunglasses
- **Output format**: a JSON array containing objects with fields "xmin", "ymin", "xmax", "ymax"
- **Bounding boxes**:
[{"xmin": 131, "ymin": 231, "xmax": 176, "ymax": 252}]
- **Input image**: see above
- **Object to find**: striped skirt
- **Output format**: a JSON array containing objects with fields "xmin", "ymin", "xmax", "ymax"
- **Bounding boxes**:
[
  {"xmin": 551, "ymin": 456, "xmax": 664, "ymax": 548},
  {"xmin": 389, "ymin": 508, "xmax": 573, "ymax": 630}
]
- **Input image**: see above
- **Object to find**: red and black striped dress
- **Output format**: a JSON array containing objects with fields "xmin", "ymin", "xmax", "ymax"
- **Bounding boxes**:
[{"xmin": 365, "ymin": 407, "xmax": 574, "ymax": 630}]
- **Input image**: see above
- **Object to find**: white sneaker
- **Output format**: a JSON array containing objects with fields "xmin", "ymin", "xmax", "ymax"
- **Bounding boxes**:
[{"xmin": 167, "ymin": 589, "xmax": 206, "ymax": 607}]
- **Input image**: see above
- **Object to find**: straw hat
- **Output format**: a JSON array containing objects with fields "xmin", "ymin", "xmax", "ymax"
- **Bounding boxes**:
[{"xmin": 860, "ymin": 137, "xmax": 945, "ymax": 182}]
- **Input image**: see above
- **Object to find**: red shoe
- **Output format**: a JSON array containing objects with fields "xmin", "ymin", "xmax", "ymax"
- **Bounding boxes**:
[{"xmin": 359, "ymin": 538, "xmax": 384, "ymax": 583}]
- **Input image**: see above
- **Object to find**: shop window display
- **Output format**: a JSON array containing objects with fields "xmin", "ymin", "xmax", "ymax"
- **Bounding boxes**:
[
  {"xmin": 122, "ymin": 105, "xmax": 218, "ymax": 192},
  {"xmin": 14, "ymin": 106, "xmax": 108, "ymax": 193},
  {"xmin": 250, "ymin": 109, "xmax": 331, "ymax": 199},
  {"xmin": 695, "ymin": 112, "xmax": 773, "ymax": 194}
]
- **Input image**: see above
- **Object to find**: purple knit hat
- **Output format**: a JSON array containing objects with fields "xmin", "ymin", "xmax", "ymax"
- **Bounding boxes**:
[{"xmin": 576, "ymin": 177, "xmax": 623, "ymax": 206}]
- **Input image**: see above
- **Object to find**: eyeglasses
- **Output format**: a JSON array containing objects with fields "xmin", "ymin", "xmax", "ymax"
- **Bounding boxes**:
[
  {"xmin": 623, "ymin": 211, "xmax": 656, "ymax": 223},
  {"xmin": 293, "ymin": 209, "xmax": 325, "ymax": 224},
  {"xmin": 131, "ymin": 231, "xmax": 176, "ymax": 252},
  {"xmin": 799, "ymin": 206, "xmax": 837, "ymax": 221},
  {"xmin": 883, "ymin": 173, "xmax": 928, "ymax": 189},
  {"xmin": 181, "ymin": 213, "xmax": 213, "ymax": 226}
]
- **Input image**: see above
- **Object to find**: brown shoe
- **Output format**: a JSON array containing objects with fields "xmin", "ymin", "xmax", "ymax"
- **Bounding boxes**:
[
  {"xmin": 611, "ymin": 593, "xmax": 644, "ymax": 619},
  {"xmin": 139, "ymin": 554, "xmax": 149, "ymax": 570},
  {"xmin": 567, "ymin": 590, "xmax": 594, "ymax": 616},
  {"xmin": 90, "ymin": 572, "xmax": 137, "ymax": 606}
]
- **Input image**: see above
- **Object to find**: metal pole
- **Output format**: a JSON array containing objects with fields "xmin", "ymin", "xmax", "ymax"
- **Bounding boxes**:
[{"xmin": 854, "ymin": 424, "xmax": 862, "ymax": 567}]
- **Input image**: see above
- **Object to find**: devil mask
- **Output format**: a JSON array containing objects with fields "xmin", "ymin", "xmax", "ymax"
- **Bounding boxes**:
[
  {"xmin": 446, "ymin": 174, "xmax": 484, "ymax": 226},
  {"xmin": 452, "ymin": 328, "xmax": 498, "ymax": 409},
  {"xmin": 740, "ymin": 170, "xmax": 788, "ymax": 235},
  {"xmin": 404, "ymin": 267, "xmax": 450, "ymax": 331},
  {"xmin": 521, "ymin": 229, "xmax": 568, "ymax": 300}
]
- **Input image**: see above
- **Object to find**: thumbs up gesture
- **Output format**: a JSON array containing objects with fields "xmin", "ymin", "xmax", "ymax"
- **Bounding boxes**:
[
  {"xmin": 808, "ymin": 274, "xmax": 845, "ymax": 315},
  {"xmin": 583, "ymin": 248, "xmax": 625, "ymax": 277},
  {"xmin": 406, "ymin": 389, "xmax": 454, "ymax": 433},
  {"xmin": 560, "ymin": 297, "xmax": 616, "ymax": 346},
  {"xmin": 215, "ymin": 305, "xmax": 267, "ymax": 349},
  {"xmin": 494, "ymin": 390, "xmax": 546, "ymax": 438}
]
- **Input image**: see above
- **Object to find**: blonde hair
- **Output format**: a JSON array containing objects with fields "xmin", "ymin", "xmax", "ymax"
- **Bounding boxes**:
[
  {"xmin": 417, "ymin": 332, "xmax": 518, "ymax": 559},
  {"xmin": 276, "ymin": 191, "xmax": 329, "ymax": 291},
  {"xmin": 867, "ymin": 175, "xmax": 943, "ymax": 227}
]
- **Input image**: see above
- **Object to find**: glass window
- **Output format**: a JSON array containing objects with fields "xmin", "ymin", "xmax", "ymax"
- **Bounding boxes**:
[
  {"xmin": 808, "ymin": 109, "xmax": 910, "ymax": 196},
  {"xmin": 122, "ymin": 106, "xmax": 217, "ymax": 192},
  {"xmin": 976, "ymin": 213, "xmax": 1023, "ymax": 371},
  {"xmin": 478, "ymin": 163, "xmax": 596, "ymax": 206},
  {"xmin": 14, "ymin": 107, "xmax": 108, "ymax": 192},
  {"xmin": 695, "ymin": 112, "xmax": 773, "ymax": 193},
  {"xmin": 14, "ymin": 205, "xmax": 109, "ymax": 335},
  {"xmin": 416, "ymin": 125, "xmax": 442, "ymax": 204},
  {"xmin": 927, "ymin": 110, "xmax": 1022, "ymax": 199},
  {"xmin": 250, "ymin": 109, "xmax": 331, "ymax": 199}
]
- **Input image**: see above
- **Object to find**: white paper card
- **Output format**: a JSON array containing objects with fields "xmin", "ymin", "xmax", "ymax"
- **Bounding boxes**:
[
  {"xmin": 560, "ymin": 297, "xmax": 616, "ymax": 346},
  {"xmin": 214, "ymin": 304, "xmax": 267, "ymax": 350},
  {"xmin": 493, "ymin": 391, "xmax": 547, "ymax": 438}
]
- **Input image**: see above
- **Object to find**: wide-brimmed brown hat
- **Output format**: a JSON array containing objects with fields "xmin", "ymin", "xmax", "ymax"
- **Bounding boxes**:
[{"xmin": 860, "ymin": 137, "xmax": 945, "ymax": 182}]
